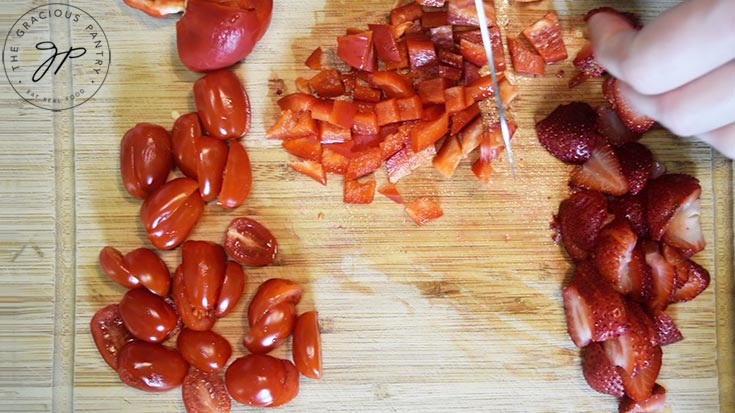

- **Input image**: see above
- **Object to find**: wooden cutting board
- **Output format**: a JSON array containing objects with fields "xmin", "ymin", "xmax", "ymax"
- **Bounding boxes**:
[{"xmin": 0, "ymin": 0, "xmax": 732, "ymax": 412}]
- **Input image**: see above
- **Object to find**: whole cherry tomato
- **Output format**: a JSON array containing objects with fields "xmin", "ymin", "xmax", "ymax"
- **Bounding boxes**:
[
  {"xmin": 98, "ymin": 247, "xmax": 139, "ymax": 289},
  {"xmin": 119, "ymin": 123, "xmax": 172, "ymax": 199},
  {"xmin": 176, "ymin": 0, "xmax": 273, "ymax": 72},
  {"xmin": 217, "ymin": 140, "xmax": 252, "ymax": 209},
  {"xmin": 171, "ymin": 112, "xmax": 202, "ymax": 179},
  {"xmin": 118, "ymin": 340, "xmax": 188, "ymax": 392},
  {"xmin": 181, "ymin": 240, "xmax": 226, "ymax": 311},
  {"xmin": 224, "ymin": 217, "xmax": 278, "ymax": 266},
  {"xmin": 176, "ymin": 328, "xmax": 232, "ymax": 373},
  {"xmin": 182, "ymin": 368, "xmax": 232, "ymax": 413},
  {"xmin": 215, "ymin": 261, "xmax": 246, "ymax": 318},
  {"xmin": 243, "ymin": 301, "xmax": 296, "ymax": 354},
  {"xmin": 193, "ymin": 70, "xmax": 251, "ymax": 139},
  {"xmin": 118, "ymin": 288, "xmax": 178, "ymax": 343},
  {"xmin": 225, "ymin": 354, "xmax": 299, "ymax": 407},
  {"xmin": 292, "ymin": 310, "xmax": 323, "ymax": 379},
  {"xmin": 196, "ymin": 136, "xmax": 229, "ymax": 202},
  {"xmin": 122, "ymin": 247, "xmax": 171, "ymax": 296},
  {"xmin": 90, "ymin": 304, "xmax": 134, "ymax": 371},
  {"xmin": 140, "ymin": 177, "xmax": 204, "ymax": 250},
  {"xmin": 173, "ymin": 265, "xmax": 217, "ymax": 331},
  {"xmin": 247, "ymin": 278, "xmax": 302, "ymax": 327}
]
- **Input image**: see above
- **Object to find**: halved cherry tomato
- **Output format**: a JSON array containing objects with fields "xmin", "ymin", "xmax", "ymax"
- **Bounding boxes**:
[
  {"xmin": 119, "ymin": 288, "xmax": 178, "ymax": 343},
  {"xmin": 119, "ymin": 123, "xmax": 172, "ymax": 200},
  {"xmin": 247, "ymin": 278, "xmax": 302, "ymax": 327},
  {"xmin": 193, "ymin": 70, "xmax": 251, "ymax": 140},
  {"xmin": 98, "ymin": 247, "xmax": 139, "ymax": 289},
  {"xmin": 217, "ymin": 140, "xmax": 252, "ymax": 208},
  {"xmin": 173, "ymin": 265, "xmax": 217, "ymax": 331},
  {"xmin": 196, "ymin": 136, "xmax": 229, "ymax": 202},
  {"xmin": 225, "ymin": 354, "xmax": 299, "ymax": 407},
  {"xmin": 171, "ymin": 112, "xmax": 202, "ymax": 179},
  {"xmin": 292, "ymin": 310, "xmax": 323, "ymax": 379},
  {"xmin": 182, "ymin": 368, "xmax": 232, "ymax": 413},
  {"xmin": 182, "ymin": 240, "xmax": 226, "ymax": 311},
  {"xmin": 243, "ymin": 301, "xmax": 296, "ymax": 354},
  {"xmin": 90, "ymin": 304, "xmax": 134, "ymax": 371},
  {"xmin": 118, "ymin": 341, "xmax": 188, "ymax": 392},
  {"xmin": 140, "ymin": 177, "xmax": 204, "ymax": 250},
  {"xmin": 176, "ymin": 0, "xmax": 273, "ymax": 72},
  {"xmin": 122, "ymin": 0, "xmax": 185, "ymax": 18},
  {"xmin": 121, "ymin": 247, "xmax": 171, "ymax": 296},
  {"xmin": 223, "ymin": 217, "xmax": 278, "ymax": 266},
  {"xmin": 176, "ymin": 328, "xmax": 232, "ymax": 373},
  {"xmin": 215, "ymin": 261, "xmax": 246, "ymax": 318}
]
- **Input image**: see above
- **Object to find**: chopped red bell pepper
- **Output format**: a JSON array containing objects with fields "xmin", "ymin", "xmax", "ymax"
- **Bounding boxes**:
[
  {"xmin": 390, "ymin": 1, "xmax": 423, "ymax": 26},
  {"xmin": 422, "ymin": 11, "xmax": 449, "ymax": 29},
  {"xmin": 379, "ymin": 124, "xmax": 413, "ymax": 160},
  {"xmin": 266, "ymin": 110, "xmax": 318, "ymax": 140},
  {"xmin": 522, "ymin": 11, "xmax": 568, "ymax": 64},
  {"xmin": 368, "ymin": 24, "xmax": 402, "ymax": 63},
  {"xmin": 304, "ymin": 46, "xmax": 323, "ymax": 70},
  {"xmin": 448, "ymin": 0, "xmax": 496, "ymax": 26},
  {"xmin": 353, "ymin": 82, "xmax": 382, "ymax": 102},
  {"xmin": 444, "ymin": 85, "xmax": 471, "ymax": 114},
  {"xmin": 375, "ymin": 98, "xmax": 402, "ymax": 126},
  {"xmin": 337, "ymin": 31, "xmax": 377, "ymax": 72},
  {"xmin": 329, "ymin": 99, "xmax": 358, "ymax": 129},
  {"xmin": 319, "ymin": 120, "xmax": 351, "ymax": 143},
  {"xmin": 404, "ymin": 196, "xmax": 443, "ymax": 226},
  {"xmin": 343, "ymin": 178, "xmax": 376, "ymax": 204},
  {"xmin": 370, "ymin": 71, "xmax": 414, "ymax": 98},
  {"xmin": 396, "ymin": 95, "xmax": 424, "ymax": 122},
  {"xmin": 410, "ymin": 110, "xmax": 449, "ymax": 151},
  {"xmin": 508, "ymin": 37, "xmax": 545, "ymax": 75},
  {"xmin": 385, "ymin": 144, "xmax": 437, "ymax": 184},
  {"xmin": 309, "ymin": 69, "xmax": 346, "ymax": 97},
  {"xmin": 377, "ymin": 181, "xmax": 404, "ymax": 203},
  {"xmin": 282, "ymin": 137, "xmax": 322, "ymax": 161},
  {"xmin": 345, "ymin": 147, "xmax": 383, "ymax": 180},
  {"xmin": 277, "ymin": 93, "xmax": 317, "ymax": 112},
  {"xmin": 321, "ymin": 146, "xmax": 349, "ymax": 174},
  {"xmin": 471, "ymin": 156, "xmax": 494, "ymax": 184},
  {"xmin": 352, "ymin": 111, "xmax": 380, "ymax": 135},
  {"xmin": 406, "ymin": 35, "xmax": 438, "ymax": 69},
  {"xmin": 417, "ymin": 77, "xmax": 449, "ymax": 105},
  {"xmin": 384, "ymin": 39, "xmax": 410, "ymax": 71},
  {"xmin": 290, "ymin": 158, "xmax": 327, "ymax": 185},
  {"xmin": 433, "ymin": 135, "xmax": 463, "ymax": 178},
  {"xmin": 450, "ymin": 103, "xmax": 480, "ymax": 135}
]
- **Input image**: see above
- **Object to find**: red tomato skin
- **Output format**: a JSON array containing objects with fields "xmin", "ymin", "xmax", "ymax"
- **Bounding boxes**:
[
  {"xmin": 193, "ymin": 70, "xmax": 251, "ymax": 139},
  {"xmin": 176, "ymin": 0, "xmax": 272, "ymax": 72},
  {"xmin": 176, "ymin": 328, "xmax": 232, "ymax": 373},
  {"xmin": 293, "ymin": 310, "xmax": 323, "ymax": 379},
  {"xmin": 225, "ymin": 354, "xmax": 299, "ymax": 407},
  {"xmin": 90, "ymin": 304, "xmax": 134, "ymax": 371},
  {"xmin": 118, "ymin": 341, "xmax": 189, "ymax": 392},
  {"xmin": 243, "ymin": 302, "xmax": 296, "ymax": 354},
  {"xmin": 215, "ymin": 261, "xmax": 246, "ymax": 318},
  {"xmin": 196, "ymin": 136, "xmax": 229, "ymax": 201},
  {"xmin": 98, "ymin": 246, "xmax": 140, "ymax": 289},
  {"xmin": 182, "ymin": 368, "xmax": 232, "ymax": 413},
  {"xmin": 140, "ymin": 177, "xmax": 204, "ymax": 250},
  {"xmin": 122, "ymin": 247, "xmax": 171, "ymax": 296},
  {"xmin": 171, "ymin": 112, "xmax": 202, "ymax": 179},
  {"xmin": 173, "ymin": 265, "xmax": 218, "ymax": 331},
  {"xmin": 118, "ymin": 288, "xmax": 178, "ymax": 343},
  {"xmin": 181, "ymin": 240, "xmax": 226, "ymax": 312},
  {"xmin": 223, "ymin": 217, "xmax": 278, "ymax": 266},
  {"xmin": 119, "ymin": 123, "xmax": 173, "ymax": 199},
  {"xmin": 247, "ymin": 278, "xmax": 302, "ymax": 328},
  {"xmin": 217, "ymin": 140, "xmax": 252, "ymax": 208}
]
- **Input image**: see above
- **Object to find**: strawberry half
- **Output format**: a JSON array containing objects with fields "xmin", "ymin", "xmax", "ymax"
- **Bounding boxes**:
[
  {"xmin": 618, "ymin": 384, "xmax": 666, "ymax": 413},
  {"xmin": 593, "ymin": 219, "xmax": 640, "ymax": 295},
  {"xmin": 562, "ymin": 261, "xmax": 629, "ymax": 347},
  {"xmin": 535, "ymin": 102, "xmax": 598, "ymax": 164},
  {"xmin": 641, "ymin": 239, "xmax": 675, "ymax": 312},
  {"xmin": 603, "ymin": 300, "xmax": 656, "ymax": 376},
  {"xmin": 609, "ymin": 193, "xmax": 649, "ymax": 238},
  {"xmin": 618, "ymin": 345, "xmax": 662, "ymax": 402},
  {"xmin": 603, "ymin": 77, "xmax": 655, "ymax": 134},
  {"xmin": 569, "ymin": 42, "xmax": 605, "ymax": 88},
  {"xmin": 571, "ymin": 136, "xmax": 629, "ymax": 196},
  {"xmin": 649, "ymin": 309, "xmax": 683, "ymax": 346},
  {"xmin": 582, "ymin": 342, "xmax": 625, "ymax": 397},
  {"xmin": 555, "ymin": 190, "xmax": 610, "ymax": 261},
  {"xmin": 615, "ymin": 142, "xmax": 653, "ymax": 196},
  {"xmin": 662, "ymin": 244, "xmax": 711, "ymax": 303},
  {"xmin": 595, "ymin": 106, "xmax": 642, "ymax": 147},
  {"xmin": 645, "ymin": 174, "xmax": 705, "ymax": 256}
]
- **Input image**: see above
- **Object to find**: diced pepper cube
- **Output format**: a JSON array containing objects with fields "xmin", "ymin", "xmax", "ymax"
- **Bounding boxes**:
[
  {"xmin": 266, "ymin": 110, "xmax": 318, "ymax": 140},
  {"xmin": 290, "ymin": 158, "xmax": 327, "ymax": 185},
  {"xmin": 404, "ymin": 197, "xmax": 443, "ymax": 225},
  {"xmin": 344, "ymin": 178, "xmax": 376, "ymax": 204}
]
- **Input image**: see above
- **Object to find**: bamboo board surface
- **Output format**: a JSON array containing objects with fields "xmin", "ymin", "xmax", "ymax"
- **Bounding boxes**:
[{"xmin": 0, "ymin": 0, "xmax": 732, "ymax": 412}]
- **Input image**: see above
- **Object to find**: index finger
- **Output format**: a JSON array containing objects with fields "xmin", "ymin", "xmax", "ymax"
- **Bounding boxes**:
[{"xmin": 587, "ymin": 0, "xmax": 735, "ymax": 95}]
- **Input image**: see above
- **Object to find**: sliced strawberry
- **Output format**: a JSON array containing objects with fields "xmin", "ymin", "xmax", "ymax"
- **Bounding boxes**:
[
  {"xmin": 555, "ymin": 190, "xmax": 610, "ymax": 261},
  {"xmin": 581, "ymin": 342, "xmax": 625, "ymax": 397},
  {"xmin": 595, "ymin": 106, "xmax": 642, "ymax": 147},
  {"xmin": 535, "ymin": 102, "xmax": 598, "ymax": 164},
  {"xmin": 569, "ymin": 42, "xmax": 604, "ymax": 87},
  {"xmin": 603, "ymin": 300, "xmax": 656, "ymax": 376},
  {"xmin": 593, "ymin": 219, "xmax": 642, "ymax": 296},
  {"xmin": 570, "ymin": 136, "xmax": 629, "ymax": 196},
  {"xmin": 603, "ymin": 77, "xmax": 655, "ymax": 134},
  {"xmin": 563, "ymin": 261, "xmax": 629, "ymax": 347},
  {"xmin": 618, "ymin": 345, "xmax": 662, "ymax": 402},
  {"xmin": 508, "ymin": 37, "xmax": 545, "ymax": 75},
  {"xmin": 662, "ymin": 244, "xmax": 710, "ymax": 303},
  {"xmin": 609, "ymin": 193, "xmax": 649, "ymax": 238},
  {"xmin": 649, "ymin": 309, "xmax": 683, "ymax": 346},
  {"xmin": 641, "ymin": 239, "xmax": 675, "ymax": 312},
  {"xmin": 618, "ymin": 384, "xmax": 666, "ymax": 413},
  {"xmin": 522, "ymin": 11, "xmax": 568, "ymax": 64},
  {"xmin": 615, "ymin": 143, "xmax": 653, "ymax": 196},
  {"xmin": 645, "ymin": 174, "xmax": 705, "ymax": 255}
]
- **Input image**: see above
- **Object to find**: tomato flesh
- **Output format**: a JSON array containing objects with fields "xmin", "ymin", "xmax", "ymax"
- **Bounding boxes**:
[
  {"xmin": 90, "ymin": 304, "xmax": 134, "ymax": 371},
  {"xmin": 223, "ymin": 217, "xmax": 278, "ymax": 266},
  {"xmin": 182, "ymin": 368, "xmax": 232, "ymax": 413}
]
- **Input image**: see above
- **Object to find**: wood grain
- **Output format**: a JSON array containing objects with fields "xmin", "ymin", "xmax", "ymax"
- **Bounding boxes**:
[{"xmin": 0, "ymin": 0, "xmax": 732, "ymax": 412}]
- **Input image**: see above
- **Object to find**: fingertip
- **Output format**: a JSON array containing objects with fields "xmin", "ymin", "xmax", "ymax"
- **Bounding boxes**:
[{"xmin": 586, "ymin": 11, "xmax": 639, "ymax": 79}]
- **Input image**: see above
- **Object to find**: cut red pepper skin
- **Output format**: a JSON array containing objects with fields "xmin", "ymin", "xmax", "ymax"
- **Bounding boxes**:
[
  {"xmin": 176, "ymin": 0, "xmax": 273, "ymax": 72},
  {"xmin": 337, "ymin": 31, "xmax": 376, "ymax": 72},
  {"xmin": 344, "ymin": 178, "xmax": 376, "ymax": 204},
  {"xmin": 193, "ymin": 70, "xmax": 251, "ymax": 140}
]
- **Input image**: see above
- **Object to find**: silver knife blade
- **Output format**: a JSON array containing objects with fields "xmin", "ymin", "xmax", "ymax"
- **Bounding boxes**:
[{"xmin": 473, "ymin": 0, "xmax": 515, "ymax": 176}]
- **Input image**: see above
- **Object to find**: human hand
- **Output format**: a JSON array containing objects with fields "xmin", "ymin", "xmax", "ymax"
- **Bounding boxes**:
[{"xmin": 586, "ymin": 0, "xmax": 735, "ymax": 159}]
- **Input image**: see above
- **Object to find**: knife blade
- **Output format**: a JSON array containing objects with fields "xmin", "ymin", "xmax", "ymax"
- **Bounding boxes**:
[{"xmin": 473, "ymin": 0, "xmax": 515, "ymax": 176}]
